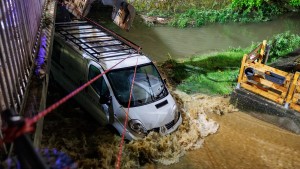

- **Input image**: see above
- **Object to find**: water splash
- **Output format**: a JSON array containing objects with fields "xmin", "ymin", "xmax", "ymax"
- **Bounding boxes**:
[
  {"xmin": 42, "ymin": 87, "xmax": 239, "ymax": 169},
  {"xmin": 78, "ymin": 90, "xmax": 240, "ymax": 168}
]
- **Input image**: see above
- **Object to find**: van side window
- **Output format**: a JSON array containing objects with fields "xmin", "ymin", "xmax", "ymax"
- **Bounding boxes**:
[{"xmin": 88, "ymin": 65, "xmax": 109, "ymax": 96}]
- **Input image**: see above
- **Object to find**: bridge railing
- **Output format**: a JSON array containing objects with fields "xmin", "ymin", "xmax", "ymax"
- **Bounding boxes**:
[{"xmin": 0, "ymin": 0, "xmax": 46, "ymax": 112}]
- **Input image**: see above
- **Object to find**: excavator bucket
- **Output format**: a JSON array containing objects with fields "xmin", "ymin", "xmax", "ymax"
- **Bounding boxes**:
[
  {"xmin": 64, "ymin": 0, "xmax": 136, "ymax": 31},
  {"xmin": 230, "ymin": 41, "xmax": 300, "ymax": 134},
  {"xmin": 112, "ymin": 3, "xmax": 136, "ymax": 31}
]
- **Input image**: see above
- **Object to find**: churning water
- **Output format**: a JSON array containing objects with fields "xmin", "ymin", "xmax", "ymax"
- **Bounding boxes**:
[
  {"xmin": 41, "ymin": 11, "xmax": 300, "ymax": 169},
  {"xmin": 42, "ymin": 85, "xmax": 239, "ymax": 168}
]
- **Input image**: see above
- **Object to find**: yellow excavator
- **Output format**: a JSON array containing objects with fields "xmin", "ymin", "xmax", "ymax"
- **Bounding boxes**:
[{"xmin": 230, "ymin": 41, "xmax": 300, "ymax": 134}]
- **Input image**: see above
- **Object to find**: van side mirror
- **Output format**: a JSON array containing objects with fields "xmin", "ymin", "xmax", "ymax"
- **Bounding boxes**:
[{"xmin": 99, "ymin": 95, "xmax": 112, "ymax": 105}]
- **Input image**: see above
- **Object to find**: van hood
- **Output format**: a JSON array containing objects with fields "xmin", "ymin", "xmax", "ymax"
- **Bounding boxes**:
[{"xmin": 127, "ymin": 94, "xmax": 176, "ymax": 130}]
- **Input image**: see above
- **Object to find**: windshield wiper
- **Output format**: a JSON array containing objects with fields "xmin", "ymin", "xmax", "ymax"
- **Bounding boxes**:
[
  {"xmin": 144, "ymin": 70, "xmax": 155, "ymax": 101},
  {"xmin": 155, "ymin": 83, "xmax": 166, "ymax": 99}
]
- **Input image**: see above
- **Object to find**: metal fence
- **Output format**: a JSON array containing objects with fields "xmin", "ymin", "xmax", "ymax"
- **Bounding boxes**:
[{"xmin": 0, "ymin": 0, "xmax": 46, "ymax": 113}]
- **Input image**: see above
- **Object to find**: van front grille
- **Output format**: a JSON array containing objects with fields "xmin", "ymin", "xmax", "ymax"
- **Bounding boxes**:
[
  {"xmin": 149, "ymin": 112, "xmax": 181, "ymax": 132},
  {"xmin": 165, "ymin": 120, "xmax": 175, "ymax": 130}
]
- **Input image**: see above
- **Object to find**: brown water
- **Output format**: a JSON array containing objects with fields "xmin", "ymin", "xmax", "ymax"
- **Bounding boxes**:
[
  {"xmin": 114, "ymin": 13, "xmax": 300, "ymax": 62},
  {"xmin": 42, "ymin": 84, "xmax": 300, "ymax": 169},
  {"xmin": 151, "ymin": 92, "xmax": 300, "ymax": 169},
  {"xmin": 42, "ymin": 88, "xmax": 235, "ymax": 168},
  {"xmin": 42, "ymin": 12, "xmax": 300, "ymax": 169},
  {"xmin": 141, "ymin": 91, "xmax": 300, "ymax": 169},
  {"xmin": 156, "ymin": 107, "xmax": 300, "ymax": 169}
]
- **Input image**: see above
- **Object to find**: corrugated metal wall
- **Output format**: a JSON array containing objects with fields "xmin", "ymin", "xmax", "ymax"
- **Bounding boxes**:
[{"xmin": 0, "ymin": 0, "xmax": 46, "ymax": 112}]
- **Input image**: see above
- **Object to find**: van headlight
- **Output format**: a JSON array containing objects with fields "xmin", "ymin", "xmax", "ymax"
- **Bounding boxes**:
[
  {"xmin": 128, "ymin": 119, "xmax": 147, "ymax": 135},
  {"xmin": 173, "ymin": 105, "xmax": 180, "ymax": 122}
]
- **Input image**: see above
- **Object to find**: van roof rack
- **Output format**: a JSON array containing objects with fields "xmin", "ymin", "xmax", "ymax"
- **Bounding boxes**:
[{"xmin": 55, "ymin": 21, "xmax": 142, "ymax": 60}]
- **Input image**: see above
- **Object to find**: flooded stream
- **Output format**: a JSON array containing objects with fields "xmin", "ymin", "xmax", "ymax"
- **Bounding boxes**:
[
  {"xmin": 42, "ymin": 86, "xmax": 235, "ymax": 168},
  {"xmin": 114, "ymin": 13, "xmax": 300, "ymax": 62},
  {"xmin": 41, "ymin": 11, "xmax": 300, "ymax": 169},
  {"xmin": 43, "ymin": 85, "xmax": 300, "ymax": 168}
]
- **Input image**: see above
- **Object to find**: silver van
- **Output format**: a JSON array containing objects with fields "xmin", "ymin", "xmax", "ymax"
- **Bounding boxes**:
[{"xmin": 51, "ymin": 21, "xmax": 182, "ymax": 140}]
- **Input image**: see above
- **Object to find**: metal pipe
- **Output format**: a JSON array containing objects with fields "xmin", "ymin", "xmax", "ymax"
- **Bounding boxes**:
[
  {"xmin": 4, "ymin": 0, "xmax": 25, "ymax": 104},
  {"xmin": 21, "ymin": 0, "xmax": 33, "ymax": 59},
  {"xmin": 1, "ymin": 0, "xmax": 22, "ymax": 108},
  {"xmin": 22, "ymin": 0, "xmax": 31, "ymax": 52},
  {"xmin": 13, "ymin": 0, "xmax": 30, "ymax": 84},
  {"xmin": 0, "ymin": 52, "xmax": 9, "ymax": 110},
  {"xmin": 0, "ymin": 1, "xmax": 18, "ymax": 110},
  {"xmin": 14, "ymin": 0, "xmax": 31, "ymax": 80},
  {"xmin": 0, "ymin": 0, "xmax": 45, "ymax": 111},
  {"xmin": 16, "ymin": 0, "xmax": 31, "ymax": 71},
  {"xmin": 69, "ymin": 34, "xmax": 112, "ymax": 39},
  {"xmin": 82, "ymin": 43, "xmax": 123, "ymax": 49},
  {"xmin": 61, "ymin": 30, "xmax": 103, "ymax": 35}
]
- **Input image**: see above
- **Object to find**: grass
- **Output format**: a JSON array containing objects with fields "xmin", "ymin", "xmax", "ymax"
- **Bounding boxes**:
[
  {"xmin": 161, "ymin": 32, "xmax": 300, "ymax": 95},
  {"xmin": 161, "ymin": 50, "xmax": 246, "ymax": 95},
  {"xmin": 178, "ymin": 69, "xmax": 239, "ymax": 95},
  {"xmin": 130, "ymin": 0, "xmax": 300, "ymax": 28},
  {"xmin": 170, "ymin": 6, "xmax": 283, "ymax": 28},
  {"xmin": 129, "ymin": 0, "xmax": 231, "ymax": 13}
]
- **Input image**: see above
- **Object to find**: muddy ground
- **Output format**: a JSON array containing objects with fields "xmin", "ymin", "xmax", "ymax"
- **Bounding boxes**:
[
  {"xmin": 41, "ymin": 84, "xmax": 300, "ymax": 169},
  {"xmin": 156, "ymin": 103, "xmax": 300, "ymax": 169}
]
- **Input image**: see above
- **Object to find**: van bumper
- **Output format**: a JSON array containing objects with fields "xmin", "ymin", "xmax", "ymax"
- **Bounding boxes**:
[
  {"xmin": 162, "ymin": 112, "xmax": 182, "ymax": 135},
  {"xmin": 114, "ymin": 112, "xmax": 183, "ymax": 140}
]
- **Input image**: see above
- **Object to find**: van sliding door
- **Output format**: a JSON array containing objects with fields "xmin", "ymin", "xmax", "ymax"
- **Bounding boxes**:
[{"xmin": 85, "ymin": 63, "xmax": 112, "ymax": 124}]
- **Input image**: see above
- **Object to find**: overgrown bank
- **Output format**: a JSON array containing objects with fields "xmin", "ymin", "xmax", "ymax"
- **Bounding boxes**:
[
  {"xmin": 129, "ymin": 0, "xmax": 300, "ymax": 28},
  {"xmin": 159, "ymin": 31, "xmax": 300, "ymax": 95}
]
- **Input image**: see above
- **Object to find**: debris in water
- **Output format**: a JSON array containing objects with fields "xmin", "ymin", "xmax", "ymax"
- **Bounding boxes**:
[
  {"xmin": 42, "ymin": 86, "xmax": 240, "ymax": 168},
  {"xmin": 123, "ymin": 90, "xmax": 222, "ymax": 166}
]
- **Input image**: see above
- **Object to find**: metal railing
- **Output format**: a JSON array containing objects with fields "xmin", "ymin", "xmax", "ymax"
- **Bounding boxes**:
[
  {"xmin": 55, "ymin": 21, "xmax": 140, "ymax": 59},
  {"xmin": 0, "ymin": 0, "xmax": 46, "ymax": 112}
]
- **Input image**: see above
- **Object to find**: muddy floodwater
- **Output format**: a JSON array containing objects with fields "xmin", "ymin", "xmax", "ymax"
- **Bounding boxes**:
[
  {"xmin": 42, "ymin": 12, "xmax": 300, "ymax": 169},
  {"xmin": 42, "ymin": 85, "xmax": 300, "ymax": 168},
  {"xmin": 151, "ymin": 92, "xmax": 300, "ymax": 169},
  {"xmin": 156, "ymin": 107, "xmax": 300, "ymax": 169}
]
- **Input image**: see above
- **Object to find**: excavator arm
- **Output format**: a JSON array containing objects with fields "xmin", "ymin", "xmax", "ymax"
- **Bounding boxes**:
[{"xmin": 64, "ymin": 0, "xmax": 135, "ymax": 31}]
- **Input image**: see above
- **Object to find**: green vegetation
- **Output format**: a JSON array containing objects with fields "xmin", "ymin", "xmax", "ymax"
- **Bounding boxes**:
[
  {"xmin": 131, "ymin": 0, "xmax": 300, "ymax": 28},
  {"xmin": 171, "ymin": 0, "xmax": 288, "ymax": 28},
  {"xmin": 129, "ymin": 0, "xmax": 230, "ymax": 13},
  {"xmin": 269, "ymin": 31, "xmax": 300, "ymax": 62},
  {"xmin": 161, "ymin": 32, "xmax": 300, "ymax": 95},
  {"xmin": 170, "ymin": 7, "xmax": 276, "ymax": 28},
  {"xmin": 231, "ymin": 0, "xmax": 300, "ymax": 9},
  {"xmin": 290, "ymin": 0, "xmax": 300, "ymax": 6},
  {"xmin": 162, "ymin": 50, "xmax": 245, "ymax": 95}
]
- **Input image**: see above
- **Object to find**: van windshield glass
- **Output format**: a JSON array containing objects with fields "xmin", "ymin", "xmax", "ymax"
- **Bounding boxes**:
[{"xmin": 107, "ymin": 63, "xmax": 168, "ymax": 107}]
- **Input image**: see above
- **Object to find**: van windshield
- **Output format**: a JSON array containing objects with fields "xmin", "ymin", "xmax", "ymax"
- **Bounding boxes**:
[{"xmin": 106, "ymin": 63, "xmax": 168, "ymax": 107}]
